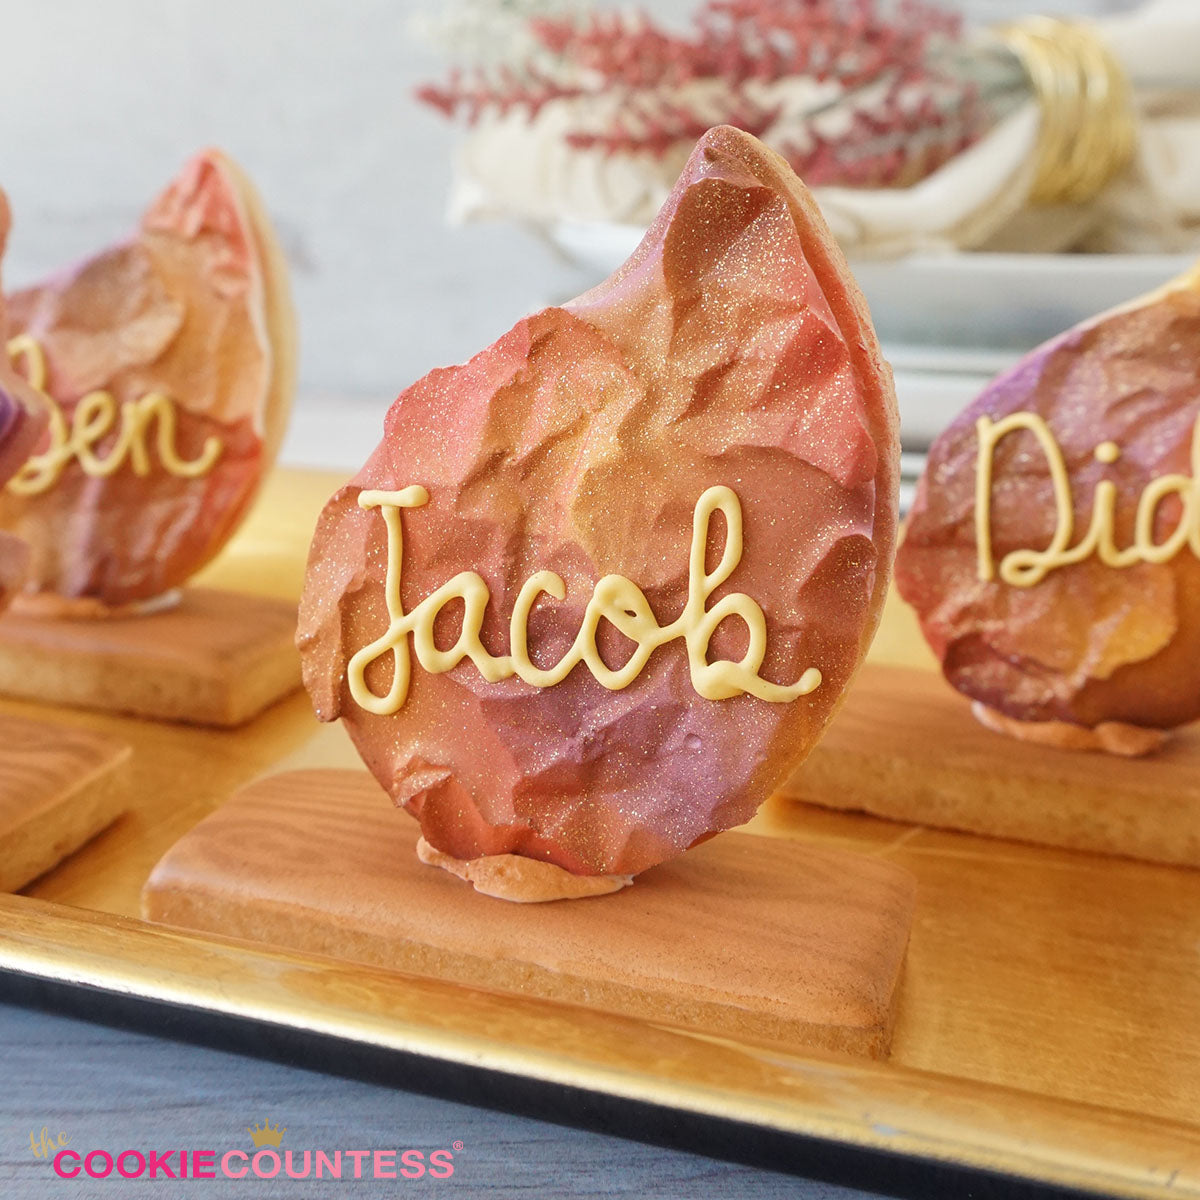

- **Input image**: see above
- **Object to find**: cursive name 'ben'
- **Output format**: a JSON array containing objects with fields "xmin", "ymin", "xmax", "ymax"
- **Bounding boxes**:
[
  {"xmin": 5, "ymin": 334, "xmax": 223, "ymax": 496},
  {"xmin": 347, "ymin": 485, "xmax": 822, "ymax": 714}
]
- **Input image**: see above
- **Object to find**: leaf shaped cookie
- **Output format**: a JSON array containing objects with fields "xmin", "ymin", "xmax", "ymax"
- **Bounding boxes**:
[
  {"xmin": 299, "ymin": 126, "xmax": 898, "ymax": 879},
  {"xmin": 898, "ymin": 261, "xmax": 1200, "ymax": 735},
  {"xmin": 0, "ymin": 150, "xmax": 296, "ymax": 606}
]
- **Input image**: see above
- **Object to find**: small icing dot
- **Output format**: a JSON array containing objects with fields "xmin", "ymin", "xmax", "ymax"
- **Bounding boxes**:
[{"xmin": 1094, "ymin": 441, "xmax": 1120, "ymax": 464}]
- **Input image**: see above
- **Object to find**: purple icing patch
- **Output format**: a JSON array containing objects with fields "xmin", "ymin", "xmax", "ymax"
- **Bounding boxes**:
[{"xmin": 0, "ymin": 387, "xmax": 18, "ymax": 450}]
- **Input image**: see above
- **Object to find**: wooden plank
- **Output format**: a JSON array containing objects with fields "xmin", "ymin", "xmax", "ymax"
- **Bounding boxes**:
[
  {"xmin": 142, "ymin": 769, "xmax": 917, "ymax": 1060},
  {"xmin": 0, "ymin": 713, "xmax": 130, "ymax": 891},
  {"xmin": 0, "ymin": 588, "xmax": 302, "ymax": 727},
  {"xmin": 784, "ymin": 662, "xmax": 1200, "ymax": 866}
]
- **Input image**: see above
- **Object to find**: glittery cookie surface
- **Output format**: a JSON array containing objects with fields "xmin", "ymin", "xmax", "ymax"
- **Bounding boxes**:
[
  {"xmin": 0, "ymin": 150, "xmax": 294, "ymax": 605},
  {"xmin": 299, "ymin": 126, "xmax": 898, "ymax": 876},
  {"xmin": 897, "ymin": 268, "xmax": 1200, "ymax": 730}
]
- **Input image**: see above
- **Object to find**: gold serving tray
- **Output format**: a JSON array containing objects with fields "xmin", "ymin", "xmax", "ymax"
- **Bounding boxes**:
[{"xmin": 2, "ymin": 468, "xmax": 1198, "ymax": 1199}]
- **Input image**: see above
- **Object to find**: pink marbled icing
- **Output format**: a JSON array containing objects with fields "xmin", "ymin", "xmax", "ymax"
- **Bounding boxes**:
[{"xmin": 298, "ymin": 127, "xmax": 898, "ymax": 876}]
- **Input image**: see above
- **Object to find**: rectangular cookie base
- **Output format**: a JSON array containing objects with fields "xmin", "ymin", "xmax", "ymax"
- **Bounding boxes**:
[
  {"xmin": 0, "ymin": 588, "xmax": 301, "ymax": 727},
  {"xmin": 0, "ymin": 713, "xmax": 131, "ymax": 892},
  {"xmin": 785, "ymin": 663, "xmax": 1200, "ymax": 866},
  {"xmin": 142, "ymin": 768, "xmax": 916, "ymax": 1060}
]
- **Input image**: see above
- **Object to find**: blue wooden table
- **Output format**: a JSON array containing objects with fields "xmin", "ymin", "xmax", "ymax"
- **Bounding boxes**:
[{"xmin": 0, "ymin": 1001, "xmax": 887, "ymax": 1199}]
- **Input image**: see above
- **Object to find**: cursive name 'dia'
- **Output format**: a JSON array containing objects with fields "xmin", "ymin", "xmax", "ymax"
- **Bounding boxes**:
[
  {"xmin": 975, "ymin": 411, "xmax": 1200, "ymax": 587},
  {"xmin": 5, "ymin": 334, "xmax": 223, "ymax": 497},
  {"xmin": 347, "ymin": 485, "xmax": 822, "ymax": 715}
]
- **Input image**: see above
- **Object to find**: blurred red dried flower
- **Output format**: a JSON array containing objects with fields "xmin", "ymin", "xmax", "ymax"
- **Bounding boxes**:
[{"xmin": 417, "ymin": 0, "xmax": 986, "ymax": 190}]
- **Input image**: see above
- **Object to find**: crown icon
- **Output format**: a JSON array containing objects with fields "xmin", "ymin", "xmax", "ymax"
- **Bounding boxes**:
[{"xmin": 246, "ymin": 1119, "xmax": 286, "ymax": 1148}]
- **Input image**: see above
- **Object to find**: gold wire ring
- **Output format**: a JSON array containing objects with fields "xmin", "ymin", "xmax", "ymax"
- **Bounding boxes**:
[{"xmin": 997, "ymin": 17, "xmax": 1136, "ymax": 206}]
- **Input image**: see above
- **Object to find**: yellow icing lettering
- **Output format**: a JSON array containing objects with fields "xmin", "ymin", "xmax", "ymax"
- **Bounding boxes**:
[
  {"xmin": 975, "ymin": 411, "xmax": 1200, "ymax": 587},
  {"xmin": 4, "ymin": 334, "xmax": 223, "ymax": 496},
  {"xmin": 347, "ymin": 485, "xmax": 822, "ymax": 713}
]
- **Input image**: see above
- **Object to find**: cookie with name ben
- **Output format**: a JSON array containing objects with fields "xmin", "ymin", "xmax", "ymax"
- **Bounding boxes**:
[{"xmin": 0, "ymin": 149, "xmax": 296, "ymax": 609}]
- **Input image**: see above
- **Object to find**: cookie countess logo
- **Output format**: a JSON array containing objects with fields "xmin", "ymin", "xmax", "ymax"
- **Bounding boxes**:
[{"xmin": 42, "ymin": 1118, "xmax": 458, "ymax": 1182}]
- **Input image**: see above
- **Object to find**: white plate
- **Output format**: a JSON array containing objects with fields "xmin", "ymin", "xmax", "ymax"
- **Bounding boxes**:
[
  {"xmin": 550, "ymin": 218, "xmax": 1194, "ymax": 451},
  {"xmin": 849, "ymin": 251, "xmax": 1194, "ymax": 352},
  {"xmin": 551, "ymin": 219, "xmax": 1190, "ymax": 347}
]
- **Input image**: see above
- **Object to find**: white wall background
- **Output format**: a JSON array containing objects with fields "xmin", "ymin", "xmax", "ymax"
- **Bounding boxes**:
[
  {"xmin": 0, "ymin": 0, "xmax": 570, "ymax": 405},
  {"xmin": 0, "ymin": 0, "xmax": 1140, "ymax": 461}
]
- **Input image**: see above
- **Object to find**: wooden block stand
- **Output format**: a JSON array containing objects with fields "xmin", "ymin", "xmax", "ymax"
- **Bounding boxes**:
[
  {"xmin": 0, "ymin": 713, "xmax": 131, "ymax": 891},
  {"xmin": 143, "ymin": 769, "xmax": 916, "ymax": 1060},
  {"xmin": 786, "ymin": 663, "xmax": 1200, "ymax": 867},
  {"xmin": 0, "ymin": 588, "xmax": 301, "ymax": 727}
]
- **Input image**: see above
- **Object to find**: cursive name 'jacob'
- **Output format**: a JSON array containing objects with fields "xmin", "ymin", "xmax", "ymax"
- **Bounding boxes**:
[{"xmin": 347, "ymin": 485, "xmax": 822, "ymax": 714}]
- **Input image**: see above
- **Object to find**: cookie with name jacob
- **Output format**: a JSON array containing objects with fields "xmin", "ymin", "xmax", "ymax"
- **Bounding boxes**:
[
  {"xmin": 898, "ymin": 259, "xmax": 1200, "ymax": 755},
  {"xmin": 298, "ymin": 125, "xmax": 899, "ymax": 897}
]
